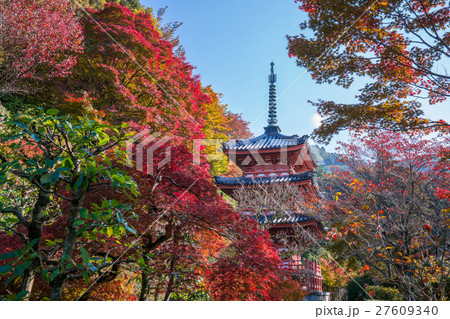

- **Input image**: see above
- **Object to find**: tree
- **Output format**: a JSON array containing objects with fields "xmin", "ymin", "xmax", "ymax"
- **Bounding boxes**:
[
  {"xmin": 200, "ymin": 86, "xmax": 253, "ymax": 176},
  {"xmin": 0, "ymin": 0, "xmax": 83, "ymax": 95},
  {"xmin": 74, "ymin": 0, "xmax": 147, "ymax": 12},
  {"xmin": 288, "ymin": 0, "xmax": 450, "ymax": 143},
  {"xmin": 45, "ymin": 3, "xmax": 250, "ymax": 175},
  {"xmin": 0, "ymin": 110, "xmax": 137, "ymax": 300},
  {"xmin": 319, "ymin": 130, "xmax": 450, "ymax": 300},
  {"xmin": 206, "ymin": 219, "xmax": 282, "ymax": 301},
  {"xmin": 224, "ymin": 111, "xmax": 253, "ymax": 140},
  {"xmin": 320, "ymin": 257, "xmax": 356, "ymax": 300},
  {"xmin": 156, "ymin": 6, "xmax": 185, "ymax": 57},
  {"xmin": 0, "ymin": 2, "xmax": 277, "ymax": 301},
  {"xmin": 50, "ymin": 3, "xmax": 208, "ymax": 146},
  {"xmin": 120, "ymin": 138, "xmax": 283, "ymax": 301}
]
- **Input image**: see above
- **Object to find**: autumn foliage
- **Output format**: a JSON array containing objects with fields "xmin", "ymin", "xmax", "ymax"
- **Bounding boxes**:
[
  {"xmin": 0, "ymin": 1, "xmax": 287, "ymax": 301},
  {"xmin": 319, "ymin": 130, "xmax": 450, "ymax": 300},
  {"xmin": 0, "ymin": 0, "xmax": 83, "ymax": 94},
  {"xmin": 288, "ymin": 0, "xmax": 450, "ymax": 143}
]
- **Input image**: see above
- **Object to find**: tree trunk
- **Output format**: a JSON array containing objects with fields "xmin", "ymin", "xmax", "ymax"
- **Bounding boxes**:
[
  {"xmin": 50, "ymin": 274, "xmax": 66, "ymax": 301},
  {"xmin": 21, "ymin": 189, "xmax": 51, "ymax": 300},
  {"xmin": 50, "ymin": 192, "xmax": 84, "ymax": 301},
  {"xmin": 163, "ymin": 257, "xmax": 177, "ymax": 301},
  {"xmin": 139, "ymin": 221, "xmax": 175, "ymax": 301},
  {"xmin": 139, "ymin": 268, "xmax": 150, "ymax": 301}
]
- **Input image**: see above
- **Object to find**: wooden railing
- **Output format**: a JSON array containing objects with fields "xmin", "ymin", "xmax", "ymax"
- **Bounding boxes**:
[{"xmin": 280, "ymin": 255, "xmax": 323, "ymax": 292}]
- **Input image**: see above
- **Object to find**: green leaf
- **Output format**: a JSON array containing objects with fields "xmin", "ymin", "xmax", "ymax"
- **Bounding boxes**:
[
  {"xmin": 2, "ymin": 133, "xmax": 24, "ymax": 141},
  {"xmin": 5, "ymin": 274, "xmax": 15, "ymax": 286},
  {"xmin": 82, "ymin": 271, "xmax": 90, "ymax": 284},
  {"xmin": 40, "ymin": 173, "xmax": 52, "ymax": 184},
  {"xmin": 42, "ymin": 268, "xmax": 48, "ymax": 280},
  {"xmin": 45, "ymin": 158, "xmax": 56, "ymax": 168},
  {"xmin": 0, "ymin": 251, "xmax": 19, "ymax": 261},
  {"xmin": 73, "ymin": 220, "xmax": 85, "ymax": 227},
  {"xmin": 50, "ymin": 268, "xmax": 59, "ymax": 281},
  {"xmin": 107, "ymin": 226, "xmax": 113, "ymax": 237},
  {"xmin": 124, "ymin": 223, "xmax": 136, "ymax": 235},
  {"xmin": 73, "ymin": 174, "xmax": 84, "ymax": 191},
  {"xmin": 14, "ymin": 261, "xmax": 32, "ymax": 276},
  {"xmin": 91, "ymin": 211, "xmax": 100, "ymax": 221},
  {"xmin": 112, "ymin": 173, "xmax": 125, "ymax": 184},
  {"xmin": 0, "ymin": 264, "xmax": 12, "ymax": 274},
  {"xmin": 137, "ymin": 257, "xmax": 145, "ymax": 268},
  {"xmin": 98, "ymin": 138, "xmax": 108, "ymax": 146},
  {"xmin": 116, "ymin": 212, "xmax": 124, "ymax": 224},
  {"xmin": 102, "ymin": 200, "xmax": 110, "ymax": 209},
  {"xmin": 64, "ymin": 158, "xmax": 73, "ymax": 169},
  {"xmin": 80, "ymin": 247, "xmax": 89, "ymax": 266},
  {"xmin": 80, "ymin": 207, "xmax": 88, "ymax": 219},
  {"xmin": 111, "ymin": 199, "xmax": 119, "ymax": 208},
  {"xmin": 46, "ymin": 109, "xmax": 59, "ymax": 115}
]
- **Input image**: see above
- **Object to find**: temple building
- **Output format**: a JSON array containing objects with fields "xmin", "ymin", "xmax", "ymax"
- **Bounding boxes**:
[{"xmin": 215, "ymin": 62, "xmax": 325, "ymax": 297}]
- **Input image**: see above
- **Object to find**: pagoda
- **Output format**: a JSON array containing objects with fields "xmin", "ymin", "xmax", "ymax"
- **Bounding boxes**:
[{"xmin": 215, "ymin": 62, "xmax": 325, "ymax": 296}]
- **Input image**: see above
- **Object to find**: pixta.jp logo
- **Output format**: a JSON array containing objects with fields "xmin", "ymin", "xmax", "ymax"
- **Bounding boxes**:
[{"xmin": 126, "ymin": 130, "xmax": 171, "ymax": 175}]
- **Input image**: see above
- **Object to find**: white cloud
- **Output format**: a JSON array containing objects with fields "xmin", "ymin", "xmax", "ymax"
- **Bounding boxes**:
[{"xmin": 311, "ymin": 113, "xmax": 323, "ymax": 128}]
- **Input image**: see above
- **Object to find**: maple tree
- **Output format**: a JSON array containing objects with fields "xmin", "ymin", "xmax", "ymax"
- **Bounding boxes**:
[
  {"xmin": 50, "ymin": 3, "xmax": 207, "ymax": 146},
  {"xmin": 0, "ymin": 0, "xmax": 83, "ymax": 95},
  {"xmin": 40, "ymin": 2, "xmax": 250, "ymax": 176},
  {"xmin": 288, "ymin": 0, "xmax": 450, "ymax": 143},
  {"xmin": 0, "ymin": 1, "xmax": 279, "ymax": 302},
  {"xmin": 206, "ymin": 224, "xmax": 282, "ymax": 301},
  {"xmin": 75, "ymin": 0, "xmax": 146, "ymax": 11},
  {"xmin": 319, "ymin": 130, "xmax": 450, "ymax": 300},
  {"xmin": 119, "ymin": 138, "xmax": 284, "ymax": 301}
]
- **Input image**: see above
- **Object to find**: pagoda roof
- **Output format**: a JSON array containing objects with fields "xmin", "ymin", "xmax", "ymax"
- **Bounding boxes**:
[
  {"xmin": 223, "ymin": 126, "xmax": 309, "ymax": 152},
  {"xmin": 256, "ymin": 212, "xmax": 316, "ymax": 225},
  {"xmin": 215, "ymin": 171, "xmax": 314, "ymax": 186}
]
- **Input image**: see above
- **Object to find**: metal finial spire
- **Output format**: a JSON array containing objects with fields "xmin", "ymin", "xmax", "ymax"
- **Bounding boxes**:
[{"xmin": 268, "ymin": 62, "xmax": 277, "ymax": 125}]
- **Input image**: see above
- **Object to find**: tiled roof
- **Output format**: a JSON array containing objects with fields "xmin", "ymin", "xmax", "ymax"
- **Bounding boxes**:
[
  {"xmin": 256, "ymin": 212, "xmax": 316, "ymax": 225},
  {"xmin": 215, "ymin": 171, "xmax": 314, "ymax": 186},
  {"xmin": 223, "ymin": 126, "xmax": 308, "ymax": 151}
]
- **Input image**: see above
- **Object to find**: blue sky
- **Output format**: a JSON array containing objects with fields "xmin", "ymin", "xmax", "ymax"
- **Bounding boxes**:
[{"xmin": 141, "ymin": 0, "xmax": 449, "ymax": 150}]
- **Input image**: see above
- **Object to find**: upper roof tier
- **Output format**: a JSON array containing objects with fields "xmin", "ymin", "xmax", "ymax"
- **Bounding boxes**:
[{"xmin": 223, "ymin": 129, "xmax": 309, "ymax": 151}]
